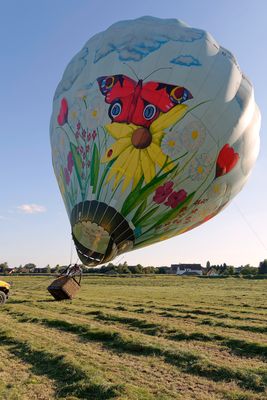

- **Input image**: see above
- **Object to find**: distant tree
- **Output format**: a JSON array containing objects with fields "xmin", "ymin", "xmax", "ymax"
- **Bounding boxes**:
[
  {"xmin": 136, "ymin": 264, "xmax": 143, "ymax": 273},
  {"xmin": 225, "ymin": 265, "xmax": 235, "ymax": 275},
  {"xmin": 239, "ymin": 264, "xmax": 257, "ymax": 276},
  {"xmin": 222, "ymin": 263, "xmax": 227, "ymax": 273},
  {"xmin": 157, "ymin": 266, "xmax": 170, "ymax": 274},
  {"xmin": 215, "ymin": 264, "xmax": 234, "ymax": 275},
  {"xmin": 117, "ymin": 263, "xmax": 131, "ymax": 274},
  {"xmin": 258, "ymin": 259, "xmax": 267, "ymax": 274},
  {"xmin": 100, "ymin": 263, "xmax": 115, "ymax": 273},
  {"xmin": 206, "ymin": 261, "xmax": 211, "ymax": 270},
  {"xmin": 85, "ymin": 267, "xmax": 98, "ymax": 274},
  {"xmin": 41, "ymin": 265, "xmax": 50, "ymax": 273},
  {"xmin": 0, "ymin": 262, "xmax": 9, "ymax": 273},
  {"xmin": 143, "ymin": 266, "xmax": 156, "ymax": 274},
  {"xmin": 54, "ymin": 264, "xmax": 60, "ymax": 274},
  {"xmin": 24, "ymin": 263, "xmax": 36, "ymax": 272},
  {"xmin": 128, "ymin": 264, "xmax": 143, "ymax": 274}
]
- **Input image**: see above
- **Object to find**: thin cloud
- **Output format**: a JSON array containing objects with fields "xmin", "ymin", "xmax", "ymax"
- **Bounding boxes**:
[{"xmin": 17, "ymin": 204, "xmax": 46, "ymax": 214}]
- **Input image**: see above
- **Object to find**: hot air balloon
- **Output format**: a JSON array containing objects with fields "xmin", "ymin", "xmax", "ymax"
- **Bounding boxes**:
[{"xmin": 50, "ymin": 16, "xmax": 260, "ymax": 266}]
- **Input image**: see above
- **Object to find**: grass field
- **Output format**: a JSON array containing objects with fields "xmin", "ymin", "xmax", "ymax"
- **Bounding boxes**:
[{"xmin": 0, "ymin": 275, "xmax": 267, "ymax": 400}]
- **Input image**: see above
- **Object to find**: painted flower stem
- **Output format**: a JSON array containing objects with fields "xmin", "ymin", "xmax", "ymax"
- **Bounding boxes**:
[
  {"xmin": 83, "ymin": 97, "xmax": 88, "ymax": 109},
  {"xmin": 176, "ymin": 150, "xmax": 198, "ymax": 177},
  {"xmin": 96, "ymin": 161, "xmax": 111, "ymax": 200},
  {"xmin": 56, "ymin": 126, "xmax": 78, "ymax": 147},
  {"xmin": 67, "ymin": 122, "xmax": 77, "ymax": 138},
  {"xmin": 174, "ymin": 156, "xmax": 218, "ymax": 226}
]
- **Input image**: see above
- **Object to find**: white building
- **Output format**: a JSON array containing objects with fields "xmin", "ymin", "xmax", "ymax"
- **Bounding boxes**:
[{"xmin": 170, "ymin": 264, "xmax": 203, "ymax": 276}]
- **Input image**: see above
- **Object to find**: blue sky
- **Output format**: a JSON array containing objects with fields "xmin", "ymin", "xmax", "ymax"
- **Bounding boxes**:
[{"xmin": 0, "ymin": 0, "xmax": 266, "ymax": 268}]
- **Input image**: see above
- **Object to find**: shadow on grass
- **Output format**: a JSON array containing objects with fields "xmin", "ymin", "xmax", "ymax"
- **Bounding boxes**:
[
  {"xmin": 161, "ymin": 307, "xmax": 230, "ymax": 319},
  {"xmin": 169, "ymin": 331, "xmax": 223, "ymax": 342},
  {"xmin": 159, "ymin": 311, "xmax": 198, "ymax": 319},
  {"xmin": 114, "ymin": 306, "xmax": 128, "ymax": 311},
  {"xmin": 12, "ymin": 314, "xmax": 267, "ymax": 393},
  {"xmin": 201, "ymin": 318, "xmax": 267, "ymax": 334},
  {"xmin": 8, "ymin": 299, "xmax": 55, "ymax": 305},
  {"xmin": 134, "ymin": 308, "xmax": 152, "ymax": 314},
  {"xmin": 0, "ymin": 331, "xmax": 122, "ymax": 400},
  {"xmin": 158, "ymin": 307, "xmax": 266, "ymax": 324},
  {"xmin": 92, "ymin": 311, "xmax": 267, "ymax": 362},
  {"xmin": 154, "ymin": 305, "xmax": 267, "ymax": 324},
  {"xmin": 170, "ymin": 332, "xmax": 267, "ymax": 360},
  {"xmin": 223, "ymin": 338, "xmax": 267, "ymax": 360},
  {"xmin": 8, "ymin": 299, "xmax": 32, "ymax": 304},
  {"xmin": 91, "ymin": 311, "xmax": 163, "ymax": 336},
  {"xmin": 8, "ymin": 308, "xmax": 267, "ymax": 363},
  {"xmin": 35, "ymin": 299, "xmax": 56, "ymax": 303}
]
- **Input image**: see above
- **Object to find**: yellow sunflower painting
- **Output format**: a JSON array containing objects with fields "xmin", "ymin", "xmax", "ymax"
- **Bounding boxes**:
[{"xmin": 101, "ymin": 104, "xmax": 188, "ymax": 192}]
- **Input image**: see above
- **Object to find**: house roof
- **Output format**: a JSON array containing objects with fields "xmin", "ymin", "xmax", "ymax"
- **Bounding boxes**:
[{"xmin": 171, "ymin": 264, "xmax": 202, "ymax": 271}]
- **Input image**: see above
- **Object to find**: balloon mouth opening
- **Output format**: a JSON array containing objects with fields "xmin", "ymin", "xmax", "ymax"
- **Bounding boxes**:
[{"xmin": 70, "ymin": 201, "xmax": 135, "ymax": 266}]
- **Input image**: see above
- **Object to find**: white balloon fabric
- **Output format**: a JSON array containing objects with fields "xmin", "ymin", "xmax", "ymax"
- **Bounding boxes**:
[{"xmin": 50, "ymin": 16, "xmax": 260, "ymax": 266}]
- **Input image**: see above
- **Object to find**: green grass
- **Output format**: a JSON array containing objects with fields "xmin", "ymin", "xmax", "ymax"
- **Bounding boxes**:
[{"xmin": 0, "ymin": 275, "xmax": 267, "ymax": 399}]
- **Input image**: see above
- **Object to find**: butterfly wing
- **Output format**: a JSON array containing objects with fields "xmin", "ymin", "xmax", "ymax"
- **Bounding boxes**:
[
  {"xmin": 130, "ymin": 96, "xmax": 160, "ymax": 127},
  {"xmin": 97, "ymin": 76, "xmax": 193, "ymax": 127},
  {"xmin": 141, "ymin": 82, "xmax": 193, "ymax": 111},
  {"xmin": 131, "ymin": 81, "xmax": 193, "ymax": 127},
  {"xmin": 97, "ymin": 75, "xmax": 136, "ymax": 102},
  {"xmin": 97, "ymin": 75, "xmax": 137, "ymax": 123}
]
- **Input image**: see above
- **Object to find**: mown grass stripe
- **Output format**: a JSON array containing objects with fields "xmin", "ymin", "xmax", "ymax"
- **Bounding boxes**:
[
  {"xmin": 200, "ymin": 318, "xmax": 267, "ymax": 334},
  {"xmin": 7, "ymin": 311, "xmax": 267, "ymax": 394},
  {"xmin": 5, "ymin": 306, "xmax": 267, "ymax": 363},
  {"xmin": 0, "ymin": 328, "xmax": 123, "ymax": 400},
  {"xmin": 3, "ymin": 276, "xmax": 267, "ymax": 400},
  {"xmin": 90, "ymin": 310, "xmax": 267, "ymax": 360}
]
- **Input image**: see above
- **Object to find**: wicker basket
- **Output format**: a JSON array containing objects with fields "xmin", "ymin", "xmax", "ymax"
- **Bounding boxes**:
[{"xmin": 47, "ymin": 276, "xmax": 80, "ymax": 300}]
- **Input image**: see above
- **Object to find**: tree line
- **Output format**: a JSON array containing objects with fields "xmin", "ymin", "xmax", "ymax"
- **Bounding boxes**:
[
  {"xmin": 0, "ymin": 260, "xmax": 267, "ymax": 275},
  {"xmin": 205, "ymin": 260, "xmax": 267, "ymax": 276}
]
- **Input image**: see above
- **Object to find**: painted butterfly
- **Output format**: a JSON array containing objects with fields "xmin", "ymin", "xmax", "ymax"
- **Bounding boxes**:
[{"xmin": 97, "ymin": 75, "xmax": 193, "ymax": 128}]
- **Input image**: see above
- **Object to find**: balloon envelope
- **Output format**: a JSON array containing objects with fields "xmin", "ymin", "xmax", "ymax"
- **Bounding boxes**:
[{"xmin": 50, "ymin": 16, "xmax": 260, "ymax": 266}]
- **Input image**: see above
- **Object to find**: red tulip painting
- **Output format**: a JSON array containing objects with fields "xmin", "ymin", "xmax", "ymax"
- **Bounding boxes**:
[{"xmin": 215, "ymin": 144, "xmax": 239, "ymax": 178}]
